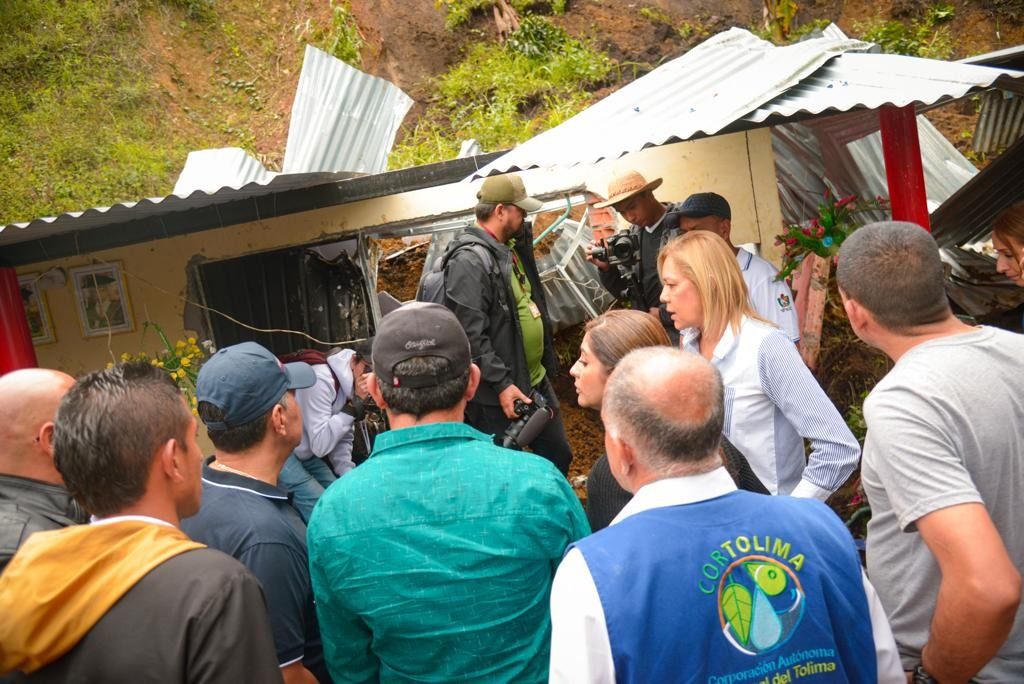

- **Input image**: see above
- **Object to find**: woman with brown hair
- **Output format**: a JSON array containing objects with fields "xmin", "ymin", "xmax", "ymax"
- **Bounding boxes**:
[
  {"xmin": 571, "ymin": 309, "xmax": 767, "ymax": 531},
  {"xmin": 993, "ymin": 202, "xmax": 1024, "ymax": 288},
  {"xmin": 657, "ymin": 230, "xmax": 860, "ymax": 501}
]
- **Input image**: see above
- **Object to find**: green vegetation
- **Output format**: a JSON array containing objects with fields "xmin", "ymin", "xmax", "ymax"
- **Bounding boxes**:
[
  {"xmin": 324, "ymin": 0, "xmax": 364, "ymax": 67},
  {"xmin": 855, "ymin": 3, "xmax": 956, "ymax": 59},
  {"xmin": 0, "ymin": 1, "xmax": 191, "ymax": 225},
  {"xmin": 639, "ymin": 6, "xmax": 711, "ymax": 41},
  {"xmin": 436, "ymin": 0, "xmax": 566, "ymax": 30},
  {"xmin": 389, "ymin": 16, "xmax": 613, "ymax": 168}
]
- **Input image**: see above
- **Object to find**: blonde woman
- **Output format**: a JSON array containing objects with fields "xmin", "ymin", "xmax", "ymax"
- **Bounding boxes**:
[
  {"xmin": 993, "ymin": 202, "xmax": 1024, "ymax": 287},
  {"xmin": 657, "ymin": 231, "xmax": 860, "ymax": 500},
  {"xmin": 571, "ymin": 309, "xmax": 767, "ymax": 531}
]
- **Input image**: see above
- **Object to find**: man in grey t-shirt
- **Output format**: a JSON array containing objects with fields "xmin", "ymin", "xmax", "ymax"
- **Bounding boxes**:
[{"xmin": 837, "ymin": 221, "xmax": 1023, "ymax": 683}]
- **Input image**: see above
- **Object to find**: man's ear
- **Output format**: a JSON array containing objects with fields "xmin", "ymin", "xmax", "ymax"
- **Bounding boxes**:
[
  {"xmin": 839, "ymin": 288, "xmax": 869, "ymax": 333},
  {"xmin": 366, "ymin": 373, "xmax": 387, "ymax": 410},
  {"xmin": 158, "ymin": 438, "xmax": 183, "ymax": 483},
  {"xmin": 604, "ymin": 427, "xmax": 639, "ymax": 493},
  {"xmin": 464, "ymin": 363, "xmax": 481, "ymax": 403},
  {"xmin": 269, "ymin": 400, "xmax": 290, "ymax": 437},
  {"xmin": 38, "ymin": 421, "xmax": 57, "ymax": 458}
]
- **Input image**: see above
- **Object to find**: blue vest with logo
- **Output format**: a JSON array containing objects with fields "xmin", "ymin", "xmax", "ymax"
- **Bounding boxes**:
[{"xmin": 571, "ymin": 491, "xmax": 876, "ymax": 684}]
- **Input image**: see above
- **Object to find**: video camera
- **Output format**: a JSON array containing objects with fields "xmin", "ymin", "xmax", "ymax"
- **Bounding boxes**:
[
  {"xmin": 501, "ymin": 390, "xmax": 554, "ymax": 450},
  {"xmin": 591, "ymin": 233, "xmax": 640, "ymax": 268}
]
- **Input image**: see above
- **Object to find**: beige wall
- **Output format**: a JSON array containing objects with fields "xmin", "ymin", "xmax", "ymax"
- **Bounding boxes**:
[{"xmin": 16, "ymin": 129, "xmax": 782, "ymax": 380}]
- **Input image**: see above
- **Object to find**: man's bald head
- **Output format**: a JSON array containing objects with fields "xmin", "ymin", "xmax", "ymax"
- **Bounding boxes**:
[
  {"xmin": 0, "ymin": 368, "xmax": 76, "ymax": 483},
  {"xmin": 602, "ymin": 348, "xmax": 723, "ymax": 474}
]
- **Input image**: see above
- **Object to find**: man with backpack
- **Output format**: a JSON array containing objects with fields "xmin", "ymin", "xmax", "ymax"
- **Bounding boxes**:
[{"xmin": 432, "ymin": 173, "xmax": 573, "ymax": 474}]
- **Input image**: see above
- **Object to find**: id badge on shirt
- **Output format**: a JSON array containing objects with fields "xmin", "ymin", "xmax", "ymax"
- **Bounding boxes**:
[{"xmin": 528, "ymin": 301, "xmax": 542, "ymax": 319}]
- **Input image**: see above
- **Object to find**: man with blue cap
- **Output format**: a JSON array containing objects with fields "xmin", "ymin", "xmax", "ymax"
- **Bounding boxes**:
[{"xmin": 181, "ymin": 341, "xmax": 330, "ymax": 684}]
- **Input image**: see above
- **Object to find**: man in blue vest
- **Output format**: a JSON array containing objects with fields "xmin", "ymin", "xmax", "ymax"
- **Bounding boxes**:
[{"xmin": 549, "ymin": 347, "xmax": 903, "ymax": 683}]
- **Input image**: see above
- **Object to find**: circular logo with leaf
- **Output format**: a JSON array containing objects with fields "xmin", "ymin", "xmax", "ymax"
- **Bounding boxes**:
[{"xmin": 716, "ymin": 555, "xmax": 805, "ymax": 655}]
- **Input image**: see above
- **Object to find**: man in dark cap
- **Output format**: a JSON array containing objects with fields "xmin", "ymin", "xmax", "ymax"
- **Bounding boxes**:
[
  {"xmin": 441, "ymin": 172, "xmax": 573, "ymax": 474},
  {"xmin": 677, "ymin": 192, "xmax": 800, "ymax": 342},
  {"xmin": 182, "ymin": 342, "xmax": 329, "ymax": 684},
  {"xmin": 308, "ymin": 302, "xmax": 588, "ymax": 683}
]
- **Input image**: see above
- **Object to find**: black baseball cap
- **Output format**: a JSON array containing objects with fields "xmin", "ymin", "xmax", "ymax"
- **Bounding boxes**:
[
  {"xmin": 678, "ymin": 192, "xmax": 731, "ymax": 220},
  {"xmin": 372, "ymin": 302, "xmax": 471, "ymax": 389},
  {"xmin": 196, "ymin": 341, "xmax": 316, "ymax": 432}
]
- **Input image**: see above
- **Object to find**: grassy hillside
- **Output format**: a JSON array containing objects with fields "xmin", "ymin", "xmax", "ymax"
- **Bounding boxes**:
[{"xmin": 0, "ymin": 0, "xmax": 345, "ymax": 225}]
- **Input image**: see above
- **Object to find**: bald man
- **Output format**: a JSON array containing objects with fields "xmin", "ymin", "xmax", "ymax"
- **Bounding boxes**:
[
  {"xmin": 0, "ymin": 368, "xmax": 85, "ymax": 574},
  {"xmin": 548, "ymin": 347, "xmax": 903, "ymax": 683}
]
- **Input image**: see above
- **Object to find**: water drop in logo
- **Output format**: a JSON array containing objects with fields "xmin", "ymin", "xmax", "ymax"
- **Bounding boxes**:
[{"xmin": 717, "ymin": 556, "xmax": 805, "ymax": 655}]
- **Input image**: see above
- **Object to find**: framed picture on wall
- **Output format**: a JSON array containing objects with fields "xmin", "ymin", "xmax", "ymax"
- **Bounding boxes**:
[
  {"xmin": 70, "ymin": 263, "xmax": 134, "ymax": 337},
  {"xmin": 18, "ymin": 273, "xmax": 56, "ymax": 345}
]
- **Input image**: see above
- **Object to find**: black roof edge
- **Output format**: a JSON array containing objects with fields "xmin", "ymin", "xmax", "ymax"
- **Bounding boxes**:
[{"xmin": 1, "ymin": 152, "xmax": 505, "ymax": 267}]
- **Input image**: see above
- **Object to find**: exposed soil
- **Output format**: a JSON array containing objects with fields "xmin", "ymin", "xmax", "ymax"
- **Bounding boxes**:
[{"xmin": 375, "ymin": 237, "xmax": 429, "ymax": 302}]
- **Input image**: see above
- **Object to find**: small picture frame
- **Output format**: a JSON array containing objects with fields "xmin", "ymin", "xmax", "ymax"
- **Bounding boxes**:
[
  {"xmin": 18, "ymin": 274, "xmax": 55, "ymax": 345},
  {"xmin": 70, "ymin": 263, "xmax": 134, "ymax": 337}
]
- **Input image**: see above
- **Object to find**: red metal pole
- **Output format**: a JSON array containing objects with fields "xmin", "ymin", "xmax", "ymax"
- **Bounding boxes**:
[
  {"xmin": 879, "ymin": 104, "xmax": 931, "ymax": 232},
  {"xmin": 0, "ymin": 268, "xmax": 38, "ymax": 374}
]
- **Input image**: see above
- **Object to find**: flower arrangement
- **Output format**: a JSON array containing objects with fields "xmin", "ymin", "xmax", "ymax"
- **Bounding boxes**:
[
  {"xmin": 775, "ymin": 189, "xmax": 888, "ymax": 281},
  {"xmin": 111, "ymin": 322, "xmax": 214, "ymax": 414}
]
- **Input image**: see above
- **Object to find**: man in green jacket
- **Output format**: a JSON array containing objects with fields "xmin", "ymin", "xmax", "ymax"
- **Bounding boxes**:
[{"xmin": 307, "ymin": 302, "xmax": 589, "ymax": 683}]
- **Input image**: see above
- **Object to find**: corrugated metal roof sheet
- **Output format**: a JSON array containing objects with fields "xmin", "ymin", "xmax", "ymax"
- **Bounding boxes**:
[
  {"xmin": 931, "ymin": 132, "xmax": 1024, "ymax": 248},
  {"xmin": 1, "ymin": 170, "xmax": 353, "ymax": 240},
  {"xmin": 0, "ymin": 154, "xmax": 503, "ymax": 267},
  {"xmin": 282, "ymin": 45, "xmax": 413, "ymax": 175},
  {"xmin": 471, "ymin": 28, "xmax": 1024, "ymax": 178},
  {"xmin": 772, "ymin": 112, "xmax": 976, "ymax": 226},
  {"xmin": 173, "ymin": 147, "xmax": 277, "ymax": 196},
  {"xmin": 960, "ymin": 44, "xmax": 1024, "ymax": 69},
  {"xmin": 973, "ymin": 89, "xmax": 1024, "ymax": 154},
  {"xmin": 469, "ymin": 28, "xmax": 871, "ymax": 178}
]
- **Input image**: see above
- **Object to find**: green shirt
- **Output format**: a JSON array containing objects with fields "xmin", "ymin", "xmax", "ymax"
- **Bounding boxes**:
[
  {"xmin": 509, "ymin": 248, "xmax": 546, "ymax": 387},
  {"xmin": 307, "ymin": 422, "xmax": 590, "ymax": 683}
]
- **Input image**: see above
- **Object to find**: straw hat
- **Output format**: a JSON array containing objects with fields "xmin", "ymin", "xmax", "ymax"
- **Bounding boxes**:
[{"xmin": 594, "ymin": 171, "xmax": 663, "ymax": 209}]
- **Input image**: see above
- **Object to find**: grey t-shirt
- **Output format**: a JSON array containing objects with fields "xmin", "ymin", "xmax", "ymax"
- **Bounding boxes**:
[{"xmin": 862, "ymin": 326, "xmax": 1024, "ymax": 681}]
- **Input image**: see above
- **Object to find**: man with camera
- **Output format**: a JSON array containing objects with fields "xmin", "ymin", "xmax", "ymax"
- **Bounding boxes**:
[
  {"xmin": 307, "ymin": 302, "xmax": 589, "ymax": 682},
  {"xmin": 441, "ymin": 173, "xmax": 574, "ymax": 474},
  {"xmin": 587, "ymin": 170, "xmax": 681, "ymax": 342}
]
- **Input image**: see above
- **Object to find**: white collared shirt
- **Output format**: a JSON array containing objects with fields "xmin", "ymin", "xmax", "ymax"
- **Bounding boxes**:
[
  {"xmin": 293, "ymin": 349, "xmax": 358, "ymax": 475},
  {"xmin": 736, "ymin": 247, "xmax": 800, "ymax": 343},
  {"xmin": 682, "ymin": 317, "xmax": 860, "ymax": 499},
  {"xmin": 548, "ymin": 468, "xmax": 904, "ymax": 684},
  {"xmin": 90, "ymin": 514, "xmax": 176, "ymax": 527}
]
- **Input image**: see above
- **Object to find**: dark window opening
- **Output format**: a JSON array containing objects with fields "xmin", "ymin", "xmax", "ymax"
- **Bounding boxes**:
[{"xmin": 195, "ymin": 238, "xmax": 374, "ymax": 355}]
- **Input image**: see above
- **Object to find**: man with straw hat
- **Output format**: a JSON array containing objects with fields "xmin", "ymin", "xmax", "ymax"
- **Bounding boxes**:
[{"xmin": 587, "ymin": 170, "xmax": 681, "ymax": 342}]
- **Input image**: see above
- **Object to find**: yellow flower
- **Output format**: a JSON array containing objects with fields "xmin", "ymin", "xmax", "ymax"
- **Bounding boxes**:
[
  {"xmin": 150, "ymin": 359, "xmax": 159, "ymax": 366},
  {"xmin": 156, "ymin": 361, "xmax": 165, "ymax": 368},
  {"xmin": 181, "ymin": 357, "xmax": 191, "ymax": 367},
  {"xmin": 178, "ymin": 369, "xmax": 187, "ymax": 380},
  {"xmin": 175, "ymin": 340, "xmax": 186, "ymax": 350},
  {"xmin": 120, "ymin": 353, "xmax": 131, "ymax": 362},
  {"xmin": 187, "ymin": 337, "xmax": 197, "ymax": 345},
  {"xmin": 106, "ymin": 362, "xmax": 114, "ymax": 369}
]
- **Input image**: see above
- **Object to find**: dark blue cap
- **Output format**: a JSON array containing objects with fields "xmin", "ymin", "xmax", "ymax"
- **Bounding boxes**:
[
  {"xmin": 678, "ymin": 192, "xmax": 731, "ymax": 220},
  {"xmin": 196, "ymin": 341, "xmax": 316, "ymax": 432}
]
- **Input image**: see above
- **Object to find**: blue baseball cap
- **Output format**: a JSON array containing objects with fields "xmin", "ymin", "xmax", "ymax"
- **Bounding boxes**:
[{"xmin": 196, "ymin": 341, "xmax": 316, "ymax": 432}]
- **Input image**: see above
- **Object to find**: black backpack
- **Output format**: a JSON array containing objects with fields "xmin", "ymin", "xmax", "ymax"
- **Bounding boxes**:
[{"xmin": 416, "ymin": 240, "xmax": 499, "ymax": 305}]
